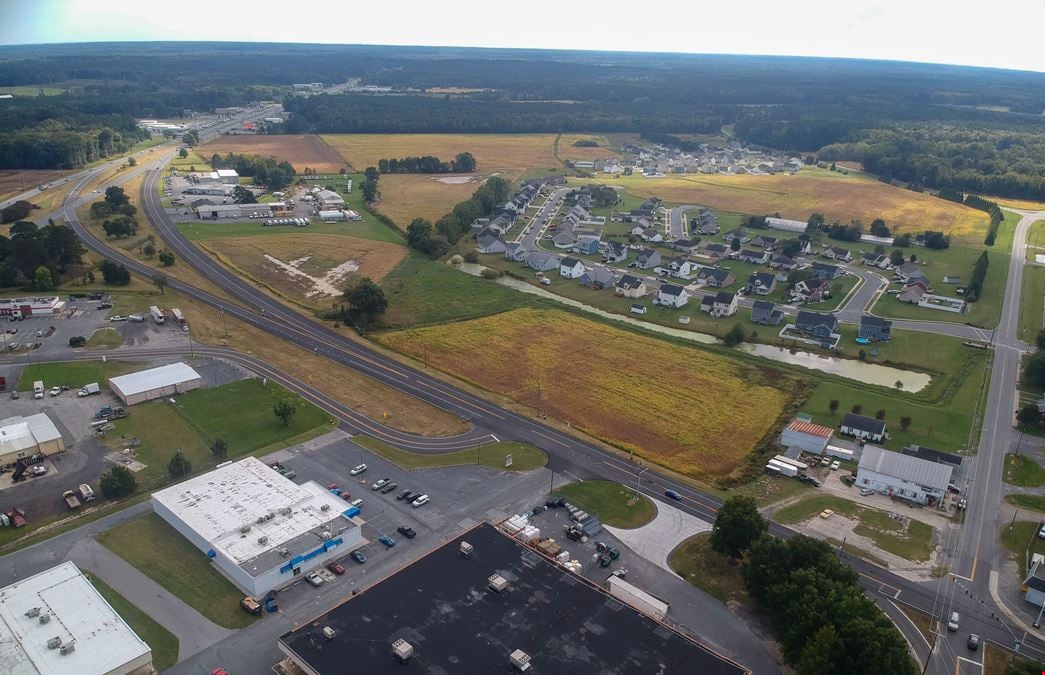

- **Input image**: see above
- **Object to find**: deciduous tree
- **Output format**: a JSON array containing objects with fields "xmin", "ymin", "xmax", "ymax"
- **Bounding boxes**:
[
  {"xmin": 272, "ymin": 393, "xmax": 297, "ymax": 427},
  {"xmin": 100, "ymin": 465, "xmax": 136, "ymax": 498},
  {"xmin": 710, "ymin": 496, "xmax": 767, "ymax": 561}
]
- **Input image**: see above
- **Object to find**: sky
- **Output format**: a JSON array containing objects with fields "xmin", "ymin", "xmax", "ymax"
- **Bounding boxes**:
[{"xmin": 1, "ymin": 0, "xmax": 1043, "ymax": 73}]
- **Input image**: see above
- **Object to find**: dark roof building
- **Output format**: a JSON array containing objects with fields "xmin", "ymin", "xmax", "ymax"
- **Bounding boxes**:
[
  {"xmin": 842, "ymin": 413, "xmax": 886, "ymax": 437},
  {"xmin": 751, "ymin": 300, "xmax": 784, "ymax": 326},
  {"xmin": 278, "ymin": 523, "xmax": 748, "ymax": 674},
  {"xmin": 901, "ymin": 445, "xmax": 963, "ymax": 467}
]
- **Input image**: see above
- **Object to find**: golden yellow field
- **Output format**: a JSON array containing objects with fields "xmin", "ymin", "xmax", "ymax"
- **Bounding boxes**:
[
  {"xmin": 375, "ymin": 174, "xmax": 483, "ymax": 223},
  {"xmin": 199, "ymin": 234, "xmax": 406, "ymax": 308},
  {"xmin": 201, "ymin": 135, "xmax": 347, "ymax": 173},
  {"xmin": 575, "ymin": 169, "xmax": 989, "ymax": 237},
  {"xmin": 558, "ymin": 134, "xmax": 620, "ymax": 162},
  {"xmin": 990, "ymin": 196, "xmax": 1045, "ymax": 211},
  {"xmin": 322, "ymin": 133, "xmax": 562, "ymax": 174},
  {"xmin": 377, "ymin": 308, "xmax": 792, "ymax": 478}
]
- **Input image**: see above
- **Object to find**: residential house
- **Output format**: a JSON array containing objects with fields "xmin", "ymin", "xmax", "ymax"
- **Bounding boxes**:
[
  {"xmin": 897, "ymin": 283, "xmax": 927, "ymax": 304},
  {"xmin": 751, "ymin": 300, "xmax": 784, "ymax": 326},
  {"xmin": 525, "ymin": 251, "xmax": 559, "ymax": 272},
  {"xmin": 859, "ymin": 315, "xmax": 893, "ymax": 341},
  {"xmin": 476, "ymin": 233, "xmax": 507, "ymax": 254},
  {"xmin": 793, "ymin": 277, "xmax": 829, "ymax": 303},
  {"xmin": 559, "ymin": 257, "xmax": 586, "ymax": 279},
  {"xmin": 895, "ymin": 263, "xmax": 931, "ymax": 289},
  {"xmin": 663, "ymin": 257, "xmax": 699, "ymax": 280},
  {"xmin": 628, "ymin": 222, "xmax": 650, "ymax": 236},
  {"xmin": 810, "ymin": 262, "xmax": 842, "ymax": 280},
  {"xmin": 636, "ymin": 249, "xmax": 661, "ymax": 270},
  {"xmin": 723, "ymin": 228, "xmax": 750, "ymax": 244},
  {"xmin": 604, "ymin": 241, "xmax": 629, "ymax": 263},
  {"xmin": 822, "ymin": 246, "xmax": 852, "ymax": 262},
  {"xmin": 856, "ymin": 445, "xmax": 950, "ymax": 505},
  {"xmin": 671, "ymin": 238, "xmax": 702, "ymax": 254},
  {"xmin": 553, "ymin": 229, "xmax": 578, "ymax": 249},
  {"xmin": 579, "ymin": 266, "xmax": 615, "ymax": 290},
  {"xmin": 699, "ymin": 291, "xmax": 738, "ymax": 317},
  {"xmin": 750, "ymin": 235, "xmax": 778, "ymax": 249},
  {"xmin": 738, "ymin": 249, "xmax": 770, "ymax": 265},
  {"xmin": 699, "ymin": 267, "xmax": 735, "ymax": 288},
  {"xmin": 615, "ymin": 274, "xmax": 647, "ymax": 298},
  {"xmin": 703, "ymin": 242, "xmax": 729, "ymax": 259},
  {"xmin": 769, "ymin": 255, "xmax": 798, "ymax": 272},
  {"xmin": 630, "ymin": 304, "xmax": 647, "ymax": 315},
  {"xmin": 862, "ymin": 252, "xmax": 891, "ymax": 269},
  {"xmin": 640, "ymin": 227, "xmax": 664, "ymax": 243},
  {"xmin": 841, "ymin": 413, "xmax": 887, "ymax": 443},
  {"xmin": 694, "ymin": 213, "xmax": 719, "ymax": 236},
  {"xmin": 793, "ymin": 310, "xmax": 838, "ymax": 339},
  {"xmin": 504, "ymin": 242, "xmax": 529, "ymax": 262},
  {"xmin": 656, "ymin": 283, "xmax": 689, "ymax": 308},
  {"xmin": 748, "ymin": 271, "xmax": 777, "ymax": 295}
]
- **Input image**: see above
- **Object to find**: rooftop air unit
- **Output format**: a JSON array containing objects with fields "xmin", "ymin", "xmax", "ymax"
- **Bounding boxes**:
[
  {"xmin": 46, "ymin": 637, "xmax": 62, "ymax": 650},
  {"xmin": 460, "ymin": 541, "xmax": 474, "ymax": 557},
  {"xmin": 392, "ymin": 638, "xmax": 414, "ymax": 663},
  {"xmin": 510, "ymin": 649, "xmax": 532, "ymax": 672},
  {"xmin": 257, "ymin": 536, "xmax": 269, "ymax": 545},
  {"xmin": 320, "ymin": 504, "xmax": 331, "ymax": 512},
  {"xmin": 322, "ymin": 626, "xmax": 336, "ymax": 640},
  {"xmin": 240, "ymin": 525, "xmax": 251, "ymax": 533},
  {"xmin": 488, "ymin": 574, "xmax": 509, "ymax": 593},
  {"xmin": 59, "ymin": 643, "xmax": 76, "ymax": 655},
  {"xmin": 38, "ymin": 613, "xmax": 51, "ymax": 624},
  {"xmin": 24, "ymin": 607, "xmax": 40, "ymax": 618}
]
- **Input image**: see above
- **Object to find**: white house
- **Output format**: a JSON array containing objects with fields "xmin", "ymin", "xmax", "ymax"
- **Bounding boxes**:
[
  {"xmin": 840, "ymin": 413, "xmax": 886, "ymax": 443},
  {"xmin": 700, "ymin": 291, "xmax": 737, "ymax": 317},
  {"xmin": 559, "ymin": 257, "xmax": 586, "ymax": 279},
  {"xmin": 656, "ymin": 283, "xmax": 689, "ymax": 308},
  {"xmin": 856, "ymin": 445, "xmax": 952, "ymax": 506}
]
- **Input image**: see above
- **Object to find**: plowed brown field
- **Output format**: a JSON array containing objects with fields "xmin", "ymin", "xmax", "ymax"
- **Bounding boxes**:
[{"xmin": 200, "ymin": 135, "xmax": 347, "ymax": 173}]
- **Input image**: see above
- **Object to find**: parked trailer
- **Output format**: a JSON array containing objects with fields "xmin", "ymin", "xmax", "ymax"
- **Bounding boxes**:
[
  {"xmin": 78, "ymin": 484, "xmax": 96, "ymax": 502},
  {"xmin": 772, "ymin": 455, "xmax": 808, "ymax": 471},
  {"xmin": 825, "ymin": 445, "xmax": 855, "ymax": 461},
  {"xmin": 149, "ymin": 305, "xmax": 165, "ymax": 324},
  {"xmin": 606, "ymin": 575, "xmax": 669, "ymax": 620},
  {"xmin": 767, "ymin": 459, "xmax": 799, "ymax": 477},
  {"xmin": 171, "ymin": 308, "xmax": 188, "ymax": 332},
  {"xmin": 63, "ymin": 491, "xmax": 81, "ymax": 510}
]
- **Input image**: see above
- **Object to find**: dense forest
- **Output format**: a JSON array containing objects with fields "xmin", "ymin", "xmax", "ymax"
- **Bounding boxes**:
[{"xmin": 1, "ymin": 43, "xmax": 1044, "ymax": 197}]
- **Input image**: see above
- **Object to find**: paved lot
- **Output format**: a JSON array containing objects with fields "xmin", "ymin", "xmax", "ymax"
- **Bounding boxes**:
[{"xmin": 605, "ymin": 500, "xmax": 712, "ymax": 573}]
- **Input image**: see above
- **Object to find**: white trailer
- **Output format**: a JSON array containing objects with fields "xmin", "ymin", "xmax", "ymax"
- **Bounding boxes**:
[
  {"xmin": 606, "ymin": 575, "xmax": 669, "ymax": 620},
  {"xmin": 767, "ymin": 459, "xmax": 799, "ymax": 477},
  {"xmin": 826, "ymin": 445, "xmax": 855, "ymax": 461},
  {"xmin": 772, "ymin": 455, "xmax": 808, "ymax": 471},
  {"xmin": 149, "ymin": 305, "xmax": 165, "ymax": 324}
]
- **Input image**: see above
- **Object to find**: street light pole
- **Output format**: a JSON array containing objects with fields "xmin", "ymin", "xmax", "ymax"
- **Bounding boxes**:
[
  {"xmin": 1035, "ymin": 599, "xmax": 1045, "ymax": 629},
  {"xmin": 220, "ymin": 308, "xmax": 228, "ymax": 339}
]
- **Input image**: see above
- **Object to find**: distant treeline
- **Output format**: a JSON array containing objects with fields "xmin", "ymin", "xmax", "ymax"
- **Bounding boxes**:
[
  {"xmin": 639, "ymin": 132, "xmax": 704, "ymax": 151},
  {"xmin": 377, "ymin": 153, "xmax": 476, "ymax": 174}
]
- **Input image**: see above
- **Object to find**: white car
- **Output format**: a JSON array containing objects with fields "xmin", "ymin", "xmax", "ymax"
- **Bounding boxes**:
[
  {"xmin": 350, "ymin": 463, "xmax": 367, "ymax": 475},
  {"xmin": 371, "ymin": 478, "xmax": 390, "ymax": 491},
  {"xmin": 110, "ymin": 315, "xmax": 127, "ymax": 322},
  {"xmin": 128, "ymin": 314, "xmax": 144, "ymax": 322},
  {"xmin": 49, "ymin": 387, "xmax": 61, "ymax": 397},
  {"xmin": 411, "ymin": 494, "xmax": 430, "ymax": 508},
  {"xmin": 31, "ymin": 465, "xmax": 47, "ymax": 476},
  {"xmin": 305, "ymin": 572, "xmax": 324, "ymax": 587}
]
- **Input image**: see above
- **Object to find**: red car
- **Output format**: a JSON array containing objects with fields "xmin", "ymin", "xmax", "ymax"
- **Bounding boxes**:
[
  {"xmin": 340, "ymin": 492, "xmax": 353, "ymax": 501},
  {"xmin": 326, "ymin": 483, "xmax": 339, "ymax": 491},
  {"xmin": 212, "ymin": 669, "xmax": 229, "ymax": 675},
  {"xmin": 327, "ymin": 561, "xmax": 346, "ymax": 575}
]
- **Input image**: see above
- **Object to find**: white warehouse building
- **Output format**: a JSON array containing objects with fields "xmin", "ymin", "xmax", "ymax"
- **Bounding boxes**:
[
  {"xmin": 108, "ymin": 362, "xmax": 202, "ymax": 406},
  {"xmin": 0, "ymin": 561, "xmax": 153, "ymax": 675},
  {"xmin": 855, "ymin": 445, "xmax": 953, "ymax": 506},
  {"xmin": 151, "ymin": 457, "xmax": 365, "ymax": 597}
]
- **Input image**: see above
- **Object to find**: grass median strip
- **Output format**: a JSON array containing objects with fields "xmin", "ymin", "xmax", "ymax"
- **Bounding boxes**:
[
  {"xmin": 84, "ymin": 571, "xmax": 179, "ymax": 671},
  {"xmin": 98, "ymin": 513, "xmax": 257, "ymax": 629},
  {"xmin": 1006, "ymin": 494, "xmax": 1045, "ymax": 512},
  {"xmin": 352, "ymin": 435, "xmax": 547, "ymax": 471},
  {"xmin": 1003, "ymin": 453, "xmax": 1045, "ymax": 487},
  {"xmin": 555, "ymin": 480, "xmax": 656, "ymax": 529},
  {"xmin": 17, "ymin": 359, "xmax": 135, "ymax": 390}
]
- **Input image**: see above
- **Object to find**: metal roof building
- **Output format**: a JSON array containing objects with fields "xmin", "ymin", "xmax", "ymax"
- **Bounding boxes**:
[
  {"xmin": 0, "ymin": 414, "xmax": 65, "ymax": 465},
  {"xmin": 151, "ymin": 457, "xmax": 364, "ymax": 597},
  {"xmin": 856, "ymin": 445, "xmax": 953, "ymax": 505},
  {"xmin": 108, "ymin": 362, "xmax": 202, "ymax": 405},
  {"xmin": 0, "ymin": 561, "xmax": 153, "ymax": 675},
  {"xmin": 780, "ymin": 418, "xmax": 834, "ymax": 455}
]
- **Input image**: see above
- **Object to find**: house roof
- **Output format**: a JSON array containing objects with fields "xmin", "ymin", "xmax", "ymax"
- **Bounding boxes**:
[
  {"xmin": 802, "ymin": 278, "xmax": 828, "ymax": 291},
  {"xmin": 785, "ymin": 419, "xmax": 835, "ymax": 440},
  {"xmin": 861, "ymin": 314, "xmax": 892, "ymax": 328},
  {"xmin": 606, "ymin": 241, "xmax": 626, "ymax": 253},
  {"xmin": 796, "ymin": 310, "xmax": 837, "ymax": 329},
  {"xmin": 715, "ymin": 291, "xmax": 736, "ymax": 304},
  {"xmin": 749, "ymin": 272, "xmax": 775, "ymax": 285},
  {"xmin": 740, "ymin": 249, "xmax": 765, "ymax": 258},
  {"xmin": 705, "ymin": 243, "xmax": 728, "ymax": 253},
  {"xmin": 561, "ymin": 257, "xmax": 582, "ymax": 268},
  {"xmin": 638, "ymin": 248, "xmax": 658, "ymax": 260},
  {"xmin": 842, "ymin": 412, "xmax": 886, "ymax": 435},
  {"xmin": 772, "ymin": 255, "xmax": 796, "ymax": 265},
  {"xmin": 811, "ymin": 262, "xmax": 839, "ymax": 275},
  {"xmin": 476, "ymin": 233, "xmax": 501, "ymax": 247},
  {"xmin": 582, "ymin": 267, "xmax": 615, "ymax": 285},
  {"xmin": 752, "ymin": 300, "xmax": 776, "ymax": 312},
  {"xmin": 858, "ymin": 445, "xmax": 952, "ymax": 492},
  {"xmin": 704, "ymin": 268, "xmax": 732, "ymax": 282},
  {"xmin": 660, "ymin": 283, "xmax": 684, "ymax": 296},
  {"xmin": 1026, "ymin": 560, "xmax": 1045, "ymax": 593},
  {"xmin": 616, "ymin": 274, "xmax": 644, "ymax": 289},
  {"xmin": 901, "ymin": 445, "xmax": 963, "ymax": 467}
]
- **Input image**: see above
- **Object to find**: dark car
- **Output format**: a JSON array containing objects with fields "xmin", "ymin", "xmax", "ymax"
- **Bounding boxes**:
[
  {"xmin": 607, "ymin": 547, "xmax": 621, "ymax": 561},
  {"xmin": 350, "ymin": 550, "xmax": 367, "ymax": 564},
  {"xmin": 967, "ymin": 634, "xmax": 979, "ymax": 651},
  {"xmin": 545, "ymin": 496, "xmax": 565, "ymax": 508},
  {"xmin": 264, "ymin": 593, "xmax": 279, "ymax": 613},
  {"xmin": 400, "ymin": 490, "xmax": 416, "ymax": 502},
  {"xmin": 397, "ymin": 489, "xmax": 412, "ymax": 500},
  {"xmin": 397, "ymin": 525, "xmax": 417, "ymax": 539},
  {"xmin": 380, "ymin": 482, "xmax": 398, "ymax": 494},
  {"xmin": 326, "ymin": 561, "xmax": 345, "ymax": 575},
  {"xmin": 665, "ymin": 489, "xmax": 683, "ymax": 501}
]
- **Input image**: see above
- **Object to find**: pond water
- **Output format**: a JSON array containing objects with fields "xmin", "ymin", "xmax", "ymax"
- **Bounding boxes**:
[{"xmin": 453, "ymin": 262, "xmax": 930, "ymax": 391}]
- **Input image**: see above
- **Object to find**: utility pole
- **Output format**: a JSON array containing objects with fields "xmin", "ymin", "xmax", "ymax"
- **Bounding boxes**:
[
  {"xmin": 220, "ymin": 307, "xmax": 228, "ymax": 339},
  {"xmin": 536, "ymin": 380, "xmax": 541, "ymax": 418}
]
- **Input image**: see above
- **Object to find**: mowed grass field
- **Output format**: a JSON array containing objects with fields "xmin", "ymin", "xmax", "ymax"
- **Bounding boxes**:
[
  {"xmin": 0, "ymin": 169, "xmax": 72, "ymax": 201},
  {"xmin": 199, "ymin": 234, "xmax": 407, "ymax": 308},
  {"xmin": 200, "ymin": 134, "xmax": 348, "ymax": 173},
  {"xmin": 374, "ymin": 174, "xmax": 484, "ymax": 223},
  {"xmin": 574, "ymin": 168, "xmax": 989, "ymax": 237},
  {"xmin": 377, "ymin": 308, "xmax": 793, "ymax": 478}
]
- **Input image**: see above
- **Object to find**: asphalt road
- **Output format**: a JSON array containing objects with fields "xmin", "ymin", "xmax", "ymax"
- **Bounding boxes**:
[
  {"xmin": 514, "ymin": 187, "xmax": 568, "ymax": 250},
  {"xmin": 668, "ymin": 204, "xmax": 700, "ymax": 240}
]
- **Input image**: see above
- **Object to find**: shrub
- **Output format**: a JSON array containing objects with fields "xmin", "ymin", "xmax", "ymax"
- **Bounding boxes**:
[{"xmin": 68, "ymin": 336, "xmax": 86, "ymax": 348}]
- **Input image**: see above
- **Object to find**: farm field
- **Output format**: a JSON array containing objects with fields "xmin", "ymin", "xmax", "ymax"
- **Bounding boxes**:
[
  {"xmin": 376, "ymin": 308, "xmax": 794, "ymax": 479},
  {"xmin": 373, "ymin": 173, "xmax": 485, "ymax": 224},
  {"xmin": 200, "ymin": 134, "xmax": 347, "ymax": 173},
  {"xmin": 574, "ymin": 168, "xmax": 989, "ymax": 238},
  {"xmin": 0, "ymin": 169, "xmax": 72, "ymax": 201},
  {"xmin": 199, "ymin": 234, "xmax": 407, "ymax": 309},
  {"xmin": 557, "ymin": 134, "xmax": 620, "ymax": 162}
]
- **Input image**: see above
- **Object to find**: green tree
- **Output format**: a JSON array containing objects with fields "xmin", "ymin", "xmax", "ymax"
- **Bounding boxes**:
[
  {"xmin": 1017, "ymin": 403, "xmax": 1042, "ymax": 429},
  {"xmin": 797, "ymin": 625, "xmax": 843, "ymax": 675},
  {"xmin": 1036, "ymin": 328, "xmax": 1045, "ymax": 349},
  {"xmin": 806, "ymin": 212, "xmax": 824, "ymax": 232},
  {"xmin": 723, "ymin": 324, "xmax": 746, "ymax": 347},
  {"xmin": 828, "ymin": 399, "xmax": 839, "ymax": 414},
  {"xmin": 875, "ymin": 409, "xmax": 886, "ymax": 420},
  {"xmin": 153, "ymin": 273, "xmax": 168, "ymax": 295},
  {"xmin": 342, "ymin": 277, "xmax": 388, "ymax": 326},
  {"xmin": 889, "ymin": 249, "xmax": 905, "ymax": 266},
  {"xmin": 99, "ymin": 465, "xmax": 137, "ymax": 499},
  {"xmin": 900, "ymin": 416, "xmax": 912, "ymax": 430},
  {"xmin": 463, "ymin": 250, "xmax": 479, "ymax": 264},
  {"xmin": 100, "ymin": 260, "xmax": 130, "ymax": 285},
  {"xmin": 361, "ymin": 178, "xmax": 378, "ymax": 202},
  {"xmin": 158, "ymin": 250, "xmax": 175, "ymax": 267},
  {"xmin": 33, "ymin": 265, "xmax": 54, "ymax": 291},
  {"xmin": 730, "ymin": 237, "xmax": 741, "ymax": 252},
  {"xmin": 363, "ymin": 166, "xmax": 380, "ymax": 181},
  {"xmin": 406, "ymin": 217, "xmax": 433, "ymax": 251},
  {"xmin": 143, "ymin": 242, "xmax": 156, "ymax": 257},
  {"xmin": 453, "ymin": 151, "xmax": 477, "ymax": 172},
  {"xmin": 167, "ymin": 449, "xmax": 192, "ymax": 479},
  {"xmin": 1023, "ymin": 351, "xmax": 1045, "ymax": 389},
  {"xmin": 210, "ymin": 437, "xmax": 229, "ymax": 459},
  {"xmin": 127, "ymin": 156, "xmax": 136, "ymax": 167},
  {"xmin": 272, "ymin": 393, "xmax": 297, "ymax": 427},
  {"xmin": 178, "ymin": 148, "xmax": 188, "ymax": 159},
  {"xmin": 232, "ymin": 185, "xmax": 258, "ymax": 204},
  {"xmin": 710, "ymin": 496, "xmax": 767, "ymax": 561}
]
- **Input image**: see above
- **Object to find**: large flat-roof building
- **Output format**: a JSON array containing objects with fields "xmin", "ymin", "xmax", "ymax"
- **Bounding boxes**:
[
  {"xmin": 279, "ymin": 523, "xmax": 748, "ymax": 675},
  {"xmin": 0, "ymin": 561, "xmax": 153, "ymax": 675},
  {"xmin": 0, "ymin": 414, "xmax": 65, "ymax": 465},
  {"xmin": 856, "ymin": 445, "xmax": 953, "ymax": 505},
  {"xmin": 108, "ymin": 362, "xmax": 202, "ymax": 405},
  {"xmin": 215, "ymin": 169, "xmax": 240, "ymax": 184},
  {"xmin": 152, "ymin": 457, "xmax": 364, "ymax": 597}
]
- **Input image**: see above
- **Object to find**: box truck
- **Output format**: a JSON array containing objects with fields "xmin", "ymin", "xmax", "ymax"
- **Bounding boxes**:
[
  {"xmin": 78, "ymin": 382, "xmax": 100, "ymax": 397},
  {"xmin": 149, "ymin": 305, "xmax": 165, "ymax": 324}
]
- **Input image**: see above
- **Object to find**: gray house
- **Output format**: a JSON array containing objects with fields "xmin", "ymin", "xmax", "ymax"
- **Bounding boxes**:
[
  {"xmin": 738, "ymin": 249, "xmax": 770, "ymax": 265},
  {"xmin": 794, "ymin": 310, "xmax": 838, "ymax": 338},
  {"xmin": 859, "ymin": 315, "xmax": 893, "ymax": 341},
  {"xmin": 636, "ymin": 249, "xmax": 661, "ymax": 269},
  {"xmin": 505, "ymin": 242, "xmax": 530, "ymax": 262},
  {"xmin": 477, "ymin": 233, "xmax": 507, "ymax": 254},
  {"xmin": 751, "ymin": 300, "xmax": 783, "ymax": 326},
  {"xmin": 700, "ymin": 268, "xmax": 735, "ymax": 288},
  {"xmin": 604, "ymin": 241, "xmax": 628, "ymax": 263},
  {"xmin": 810, "ymin": 262, "xmax": 841, "ymax": 280},
  {"xmin": 748, "ymin": 271, "xmax": 777, "ymax": 295},
  {"xmin": 525, "ymin": 251, "xmax": 559, "ymax": 272},
  {"xmin": 579, "ymin": 266, "xmax": 615, "ymax": 290}
]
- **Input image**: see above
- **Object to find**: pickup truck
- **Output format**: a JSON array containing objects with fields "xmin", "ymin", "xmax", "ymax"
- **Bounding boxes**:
[{"xmin": 63, "ymin": 491, "xmax": 81, "ymax": 510}]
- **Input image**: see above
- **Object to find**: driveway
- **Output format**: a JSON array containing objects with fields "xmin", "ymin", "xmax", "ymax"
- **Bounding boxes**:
[{"xmin": 604, "ymin": 500, "xmax": 711, "ymax": 573}]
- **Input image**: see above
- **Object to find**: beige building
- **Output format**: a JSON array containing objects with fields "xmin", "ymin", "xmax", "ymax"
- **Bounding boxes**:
[
  {"xmin": 108, "ymin": 362, "xmax": 202, "ymax": 406},
  {"xmin": 0, "ymin": 414, "xmax": 65, "ymax": 465}
]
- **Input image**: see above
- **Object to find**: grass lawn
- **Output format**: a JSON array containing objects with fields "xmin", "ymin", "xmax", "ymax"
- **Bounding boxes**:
[
  {"xmin": 83, "ymin": 571, "xmax": 179, "ymax": 671},
  {"xmin": 17, "ymin": 359, "xmax": 136, "ymax": 390},
  {"xmin": 668, "ymin": 533, "xmax": 748, "ymax": 604},
  {"xmin": 897, "ymin": 604, "xmax": 938, "ymax": 646},
  {"xmin": 86, "ymin": 327, "xmax": 124, "ymax": 349},
  {"xmin": 98, "ymin": 513, "xmax": 256, "ymax": 629},
  {"xmin": 999, "ymin": 520, "xmax": 1045, "ymax": 578},
  {"xmin": 1003, "ymin": 453, "xmax": 1045, "ymax": 487},
  {"xmin": 1018, "ymin": 263, "xmax": 1045, "ymax": 343},
  {"xmin": 1006, "ymin": 494, "xmax": 1045, "ymax": 513},
  {"xmin": 379, "ymin": 254, "xmax": 538, "ymax": 328},
  {"xmin": 773, "ymin": 494, "xmax": 936, "ymax": 562},
  {"xmin": 352, "ymin": 435, "xmax": 547, "ymax": 471},
  {"xmin": 555, "ymin": 480, "xmax": 656, "ymax": 529}
]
